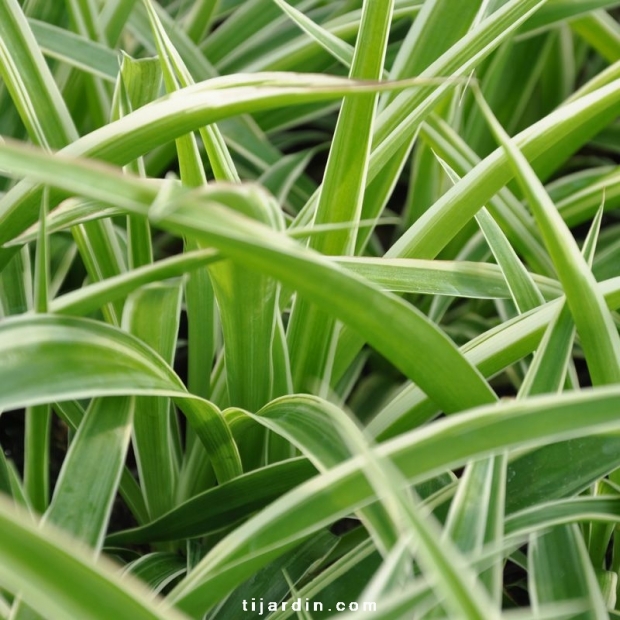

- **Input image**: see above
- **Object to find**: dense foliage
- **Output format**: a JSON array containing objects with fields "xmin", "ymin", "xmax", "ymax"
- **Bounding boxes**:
[{"xmin": 1, "ymin": 0, "xmax": 620, "ymax": 618}]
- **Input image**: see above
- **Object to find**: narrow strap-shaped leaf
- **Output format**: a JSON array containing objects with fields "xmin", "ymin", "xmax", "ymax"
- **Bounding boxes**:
[
  {"xmin": 63, "ymin": 0, "xmax": 111, "ymax": 127},
  {"xmin": 128, "ymin": 0, "xmax": 308, "ymax": 199},
  {"xmin": 360, "ymin": 539, "xmax": 413, "ymax": 602},
  {"xmin": 44, "ymin": 397, "xmax": 134, "ymax": 550},
  {"xmin": 359, "ymin": 0, "xmax": 483, "ymax": 256},
  {"xmin": 571, "ymin": 10, "xmax": 620, "ymax": 64},
  {"xmin": 329, "ymin": 579, "xmax": 436, "ymax": 620},
  {"xmin": 52, "ymin": 399, "xmax": 149, "ymax": 525},
  {"xmin": 123, "ymin": 283, "xmax": 182, "ymax": 519},
  {"xmin": 167, "ymin": 193, "xmax": 497, "ymax": 413},
  {"xmin": 28, "ymin": 18, "xmax": 119, "ymax": 81},
  {"xmin": 286, "ymin": 0, "xmax": 394, "ymax": 391},
  {"xmin": 388, "ymin": 0, "xmax": 484, "ymax": 101},
  {"xmin": 123, "ymin": 553, "xmax": 186, "ymax": 594},
  {"xmin": 477, "ymin": 91, "xmax": 620, "ymax": 386},
  {"xmin": 438, "ymin": 156, "xmax": 545, "ymax": 313},
  {"xmin": 502, "ymin": 210, "xmax": 609, "ymax": 604},
  {"xmin": 463, "ymin": 33, "xmax": 554, "ymax": 157},
  {"xmin": 143, "ymin": 1, "xmax": 207, "ymax": 188},
  {"xmin": 421, "ymin": 114, "xmax": 552, "ymax": 275},
  {"xmin": 0, "ymin": 0, "xmax": 125, "ymax": 333},
  {"xmin": 24, "ymin": 192, "xmax": 50, "ymax": 518},
  {"xmin": 506, "ymin": 497, "xmax": 620, "ymax": 537},
  {"xmin": 519, "ymin": 204, "xmax": 603, "ymax": 397},
  {"xmin": 23, "ymin": 404, "xmax": 50, "ymax": 515},
  {"xmin": 111, "ymin": 53, "xmax": 159, "ymax": 269},
  {"xmin": 0, "ymin": 450, "xmax": 12, "ymax": 498},
  {"xmin": 557, "ymin": 166, "xmax": 620, "ymax": 228},
  {"xmin": 100, "ymin": 0, "xmax": 140, "ymax": 45},
  {"xmin": 529, "ymin": 524, "xmax": 609, "ymax": 620},
  {"xmin": 524, "ymin": 1, "xmax": 620, "ymax": 36},
  {"xmin": 49, "ymin": 248, "xmax": 220, "ymax": 317},
  {"xmin": 442, "ymin": 454, "xmax": 506, "ymax": 603},
  {"xmin": 285, "ymin": 2, "xmax": 560, "ymax": 394},
  {"xmin": 370, "ymin": 0, "xmax": 549, "ymax": 183},
  {"xmin": 272, "ymin": 0, "xmax": 354, "ymax": 70},
  {"xmin": 10, "ymin": 199, "xmax": 120, "ymax": 244},
  {"xmin": 107, "ymin": 457, "xmax": 317, "ymax": 545},
  {"xmin": 0, "ymin": 497, "xmax": 190, "ymax": 620},
  {"xmin": 5, "ymin": 461, "xmax": 32, "ymax": 514},
  {"xmin": 250, "ymin": 395, "xmax": 402, "ymax": 554},
  {"xmin": 258, "ymin": 148, "xmax": 317, "ymax": 208},
  {"xmin": 338, "ymin": 256, "xmax": 560, "ymax": 299},
  {"xmin": 182, "ymin": 0, "xmax": 219, "ymax": 43},
  {"xmin": 33, "ymin": 186, "xmax": 49, "ymax": 313},
  {"xmin": 476, "ymin": 209, "xmax": 544, "ymax": 311},
  {"xmin": 45, "ymin": 248, "xmax": 563, "ymax": 319},
  {"xmin": 206, "ymin": 192, "xmax": 285, "ymax": 418},
  {"xmin": 0, "ymin": 247, "xmax": 32, "ymax": 316},
  {"xmin": 0, "ymin": 0, "xmax": 77, "ymax": 148},
  {"xmin": 71, "ymin": 219, "xmax": 126, "ymax": 325},
  {"xmin": 144, "ymin": 0, "xmax": 239, "ymax": 183}
]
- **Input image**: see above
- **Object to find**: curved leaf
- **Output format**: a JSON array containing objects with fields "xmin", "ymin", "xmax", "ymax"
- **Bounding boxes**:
[
  {"xmin": 0, "ymin": 314, "xmax": 241, "ymax": 483},
  {"xmin": 0, "ymin": 497, "xmax": 190, "ymax": 620}
]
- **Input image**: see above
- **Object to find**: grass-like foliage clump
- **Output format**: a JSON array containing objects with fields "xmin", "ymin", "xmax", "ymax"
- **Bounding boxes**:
[{"xmin": 1, "ymin": 0, "xmax": 620, "ymax": 618}]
